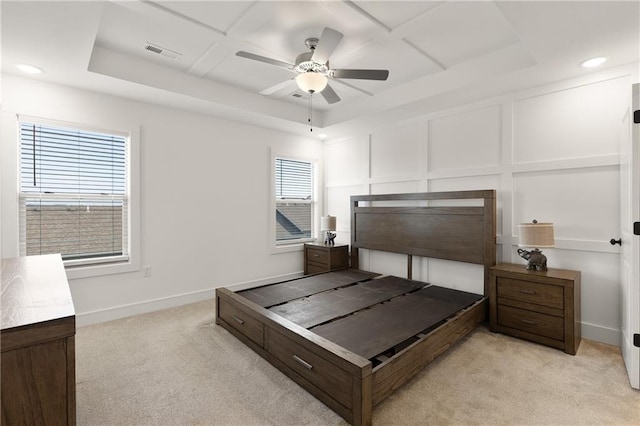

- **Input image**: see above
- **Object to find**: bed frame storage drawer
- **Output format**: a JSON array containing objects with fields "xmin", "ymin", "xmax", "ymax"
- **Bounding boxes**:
[
  {"xmin": 266, "ymin": 328, "xmax": 354, "ymax": 409},
  {"xmin": 217, "ymin": 286, "xmax": 373, "ymax": 425},
  {"xmin": 218, "ymin": 297, "xmax": 264, "ymax": 347}
]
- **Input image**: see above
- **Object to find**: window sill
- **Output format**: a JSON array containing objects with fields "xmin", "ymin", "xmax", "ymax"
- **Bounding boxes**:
[
  {"xmin": 271, "ymin": 241, "xmax": 308, "ymax": 254},
  {"xmin": 65, "ymin": 258, "xmax": 139, "ymax": 280}
]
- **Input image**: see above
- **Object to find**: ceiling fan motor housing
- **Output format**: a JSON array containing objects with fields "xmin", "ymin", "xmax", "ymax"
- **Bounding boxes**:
[
  {"xmin": 294, "ymin": 54, "xmax": 329, "ymax": 73},
  {"xmin": 304, "ymin": 37, "xmax": 319, "ymax": 50},
  {"xmin": 294, "ymin": 38, "xmax": 329, "ymax": 74}
]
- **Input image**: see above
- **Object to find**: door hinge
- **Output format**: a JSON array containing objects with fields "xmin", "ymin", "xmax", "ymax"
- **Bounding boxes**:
[
  {"xmin": 634, "ymin": 110, "xmax": 640, "ymax": 124},
  {"xmin": 634, "ymin": 333, "xmax": 640, "ymax": 348},
  {"xmin": 634, "ymin": 222, "xmax": 640, "ymax": 236}
]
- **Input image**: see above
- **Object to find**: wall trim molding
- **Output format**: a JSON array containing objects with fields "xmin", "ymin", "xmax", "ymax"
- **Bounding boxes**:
[
  {"xmin": 225, "ymin": 271, "xmax": 303, "ymax": 292},
  {"xmin": 76, "ymin": 271, "xmax": 303, "ymax": 327},
  {"xmin": 582, "ymin": 322, "xmax": 621, "ymax": 347}
]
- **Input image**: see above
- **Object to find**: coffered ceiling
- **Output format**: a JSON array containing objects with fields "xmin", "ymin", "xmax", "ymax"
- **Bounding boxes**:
[{"xmin": 2, "ymin": 1, "xmax": 639, "ymax": 138}]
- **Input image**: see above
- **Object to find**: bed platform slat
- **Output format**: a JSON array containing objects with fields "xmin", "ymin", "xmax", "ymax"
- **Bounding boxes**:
[
  {"xmin": 269, "ymin": 276, "xmax": 427, "ymax": 328},
  {"xmin": 239, "ymin": 269, "xmax": 379, "ymax": 308},
  {"xmin": 311, "ymin": 286, "xmax": 483, "ymax": 360}
]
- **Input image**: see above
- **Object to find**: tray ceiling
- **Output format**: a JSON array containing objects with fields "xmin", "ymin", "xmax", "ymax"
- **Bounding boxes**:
[{"xmin": 2, "ymin": 1, "xmax": 638, "ymax": 137}]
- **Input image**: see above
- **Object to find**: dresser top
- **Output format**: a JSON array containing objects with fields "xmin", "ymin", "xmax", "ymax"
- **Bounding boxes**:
[{"xmin": 1, "ymin": 254, "xmax": 75, "ymax": 331}]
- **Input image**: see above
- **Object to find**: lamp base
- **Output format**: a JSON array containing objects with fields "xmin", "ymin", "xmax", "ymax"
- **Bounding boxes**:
[
  {"xmin": 324, "ymin": 231, "xmax": 336, "ymax": 246},
  {"xmin": 517, "ymin": 248, "xmax": 548, "ymax": 271}
]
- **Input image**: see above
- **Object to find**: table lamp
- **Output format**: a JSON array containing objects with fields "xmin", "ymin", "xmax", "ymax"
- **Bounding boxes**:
[
  {"xmin": 321, "ymin": 215, "xmax": 336, "ymax": 245},
  {"xmin": 517, "ymin": 220, "xmax": 555, "ymax": 271}
]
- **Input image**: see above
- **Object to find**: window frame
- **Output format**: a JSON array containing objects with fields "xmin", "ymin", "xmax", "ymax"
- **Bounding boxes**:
[
  {"xmin": 270, "ymin": 151, "xmax": 317, "ymax": 253},
  {"xmin": 15, "ymin": 115, "xmax": 140, "ymax": 279}
]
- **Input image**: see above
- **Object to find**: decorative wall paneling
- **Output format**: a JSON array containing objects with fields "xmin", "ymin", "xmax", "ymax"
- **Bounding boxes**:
[{"xmin": 324, "ymin": 72, "xmax": 633, "ymax": 345}]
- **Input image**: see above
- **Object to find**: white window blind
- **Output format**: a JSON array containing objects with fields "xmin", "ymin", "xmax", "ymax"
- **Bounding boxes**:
[
  {"xmin": 19, "ymin": 121, "xmax": 129, "ymax": 265},
  {"xmin": 275, "ymin": 157, "xmax": 313, "ymax": 244}
]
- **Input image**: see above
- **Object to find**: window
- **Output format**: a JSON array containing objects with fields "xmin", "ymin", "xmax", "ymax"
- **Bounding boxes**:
[
  {"xmin": 275, "ymin": 157, "xmax": 314, "ymax": 245},
  {"xmin": 19, "ymin": 120, "xmax": 131, "ymax": 267}
]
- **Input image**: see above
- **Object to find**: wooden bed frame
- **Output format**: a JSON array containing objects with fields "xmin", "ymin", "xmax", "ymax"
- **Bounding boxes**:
[{"xmin": 216, "ymin": 190, "xmax": 496, "ymax": 425}]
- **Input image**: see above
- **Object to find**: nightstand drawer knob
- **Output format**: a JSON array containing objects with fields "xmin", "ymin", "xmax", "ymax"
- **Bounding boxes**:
[
  {"xmin": 520, "ymin": 319, "xmax": 536, "ymax": 325},
  {"xmin": 520, "ymin": 288, "xmax": 537, "ymax": 295}
]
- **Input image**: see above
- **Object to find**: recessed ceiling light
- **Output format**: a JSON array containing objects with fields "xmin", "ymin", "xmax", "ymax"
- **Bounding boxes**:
[
  {"xmin": 318, "ymin": 133, "xmax": 328, "ymax": 139},
  {"xmin": 15, "ymin": 64, "xmax": 43, "ymax": 74},
  {"xmin": 580, "ymin": 57, "xmax": 608, "ymax": 68}
]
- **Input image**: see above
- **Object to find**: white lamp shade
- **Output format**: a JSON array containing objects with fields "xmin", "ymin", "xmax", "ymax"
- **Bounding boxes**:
[
  {"xmin": 518, "ymin": 222, "xmax": 555, "ymax": 248},
  {"xmin": 296, "ymin": 72, "xmax": 328, "ymax": 93},
  {"xmin": 321, "ymin": 215, "xmax": 336, "ymax": 231}
]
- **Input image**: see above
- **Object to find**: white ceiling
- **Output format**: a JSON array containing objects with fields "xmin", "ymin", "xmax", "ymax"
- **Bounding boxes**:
[{"xmin": 2, "ymin": 1, "xmax": 639, "ymax": 138}]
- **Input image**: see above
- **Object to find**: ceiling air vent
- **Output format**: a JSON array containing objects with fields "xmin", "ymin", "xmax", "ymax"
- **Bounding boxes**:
[{"xmin": 144, "ymin": 42, "xmax": 181, "ymax": 60}]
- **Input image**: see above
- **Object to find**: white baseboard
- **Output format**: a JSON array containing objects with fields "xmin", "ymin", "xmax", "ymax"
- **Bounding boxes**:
[
  {"xmin": 76, "ymin": 271, "xmax": 303, "ymax": 327},
  {"xmin": 76, "ymin": 288, "xmax": 215, "ymax": 327},
  {"xmin": 78, "ymin": 273, "xmax": 622, "ymax": 349},
  {"xmin": 581, "ymin": 322, "xmax": 621, "ymax": 347},
  {"xmin": 225, "ymin": 271, "xmax": 303, "ymax": 292}
]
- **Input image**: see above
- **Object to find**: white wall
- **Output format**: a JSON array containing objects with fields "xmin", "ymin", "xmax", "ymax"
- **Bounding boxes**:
[
  {"xmin": 1, "ymin": 74, "xmax": 322, "ymax": 325},
  {"xmin": 2, "ymin": 65, "xmax": 635, "ymax": 345},
  {"xmin": 324, "ymin": 65, "xmax": 638, "ymax": 346}
]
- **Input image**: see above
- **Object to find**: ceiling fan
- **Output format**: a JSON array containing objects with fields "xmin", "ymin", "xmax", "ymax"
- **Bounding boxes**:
[{"xmin": 235, "ymin": 27, "xmax": 389, "ymax": 104}]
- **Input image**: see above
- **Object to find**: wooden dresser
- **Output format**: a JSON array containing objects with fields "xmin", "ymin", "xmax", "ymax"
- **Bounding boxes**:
[
  {"xmin": 303, "ymin": 243, "xmax": 349, "ymax": 275},
  {"xmin": 1, "ymin": 254, "xmax": 76, "ymax": 425},
  {"xmin": 489, "ymin": 263, "xmax": 581, "ymax": 355}
]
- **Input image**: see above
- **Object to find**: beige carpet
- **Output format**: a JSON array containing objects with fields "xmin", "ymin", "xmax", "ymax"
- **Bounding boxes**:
[{"xmin": 76, "ymin": 299, "xmax": 639, "ymax": 425}]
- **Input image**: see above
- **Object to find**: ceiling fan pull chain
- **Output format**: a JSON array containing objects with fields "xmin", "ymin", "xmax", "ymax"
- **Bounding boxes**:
[{"xmin": 308, "ymin": 93, "xmax": 313, "ymax": 132}]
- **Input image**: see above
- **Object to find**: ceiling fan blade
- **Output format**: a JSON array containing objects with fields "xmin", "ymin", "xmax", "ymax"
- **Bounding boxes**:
[
  {"xmin": 320, "ymin": 83, "xmax": 341, "ymax": 104},
  {"xmin": 259, "ymin": 79, "xmax": 296, "ymax": 96},
  {"xmin": 311, "ymin": 27, "xmax": 344, "ymax": 65},
  {"xmin": 330, "ymin": 78, "xmax": 373, "ymax": 96},
  {"xmin": 236, "ymin": 51, "xmax": 294, "ymax": 70},
  {"xmin": 332, "ymin": 69, "xmax": 389, "ymax": 81}
]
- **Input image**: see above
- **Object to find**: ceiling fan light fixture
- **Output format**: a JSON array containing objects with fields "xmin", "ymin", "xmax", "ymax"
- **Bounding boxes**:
[{"xmin": 296, "ymin": 72, "xmax": 328, "ymax": 94}]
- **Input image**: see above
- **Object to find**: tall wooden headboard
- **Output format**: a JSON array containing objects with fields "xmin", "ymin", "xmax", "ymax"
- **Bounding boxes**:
[{"xmin": 350, "ymin": 190, "xmax": 496, "ymax": 295}]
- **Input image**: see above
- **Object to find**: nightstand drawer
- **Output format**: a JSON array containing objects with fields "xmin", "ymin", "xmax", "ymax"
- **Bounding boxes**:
[
  {"xmin": 306, "ymin": 262, "xmax": 329, "ymax": 275},
  {"xmin": 306, "ymin": 247, "xmax": 329, "ymax": 266},
  {"xmin": 497, "ymin": 277, "xmax": 563, "ymax": 309},
  {"xmin": 303, "ymin": 243, "xmax": 349, "ymax": 275},
  {"xmin": 498, "ymin": 305, "xmax": 564, "ymax": 341}
]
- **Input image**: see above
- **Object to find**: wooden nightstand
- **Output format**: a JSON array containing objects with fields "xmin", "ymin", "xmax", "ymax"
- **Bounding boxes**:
[
  {"xmin": 303, "ymin": 243, "xmax": 349, "ymax": 275},
  {"xmin": 489, "ymin": 263, "xmax": 581, "ymax": 355}
]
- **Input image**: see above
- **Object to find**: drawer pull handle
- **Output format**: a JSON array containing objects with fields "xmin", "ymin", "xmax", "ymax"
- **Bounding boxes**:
[
  {"xmin": 520, "ymin": 319, "xmax": 536, "ymax": 325},
  {"xmin": 232, "ymin": 315, "xmax": 245, "ymax": 325},
  {"xmin": 519, "ymin": 289, "xmax": 537, "ymax": 295},
  {"xmin": 293, "ymin": 355, "xmax": 313, "ymax": 370},
  {"xmin": 313, "ymin": 254, "xmax": 320, "ymax": 257}
]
